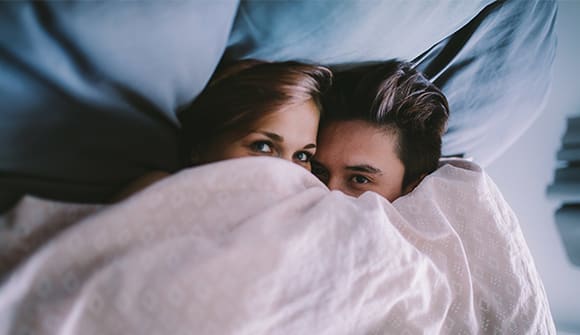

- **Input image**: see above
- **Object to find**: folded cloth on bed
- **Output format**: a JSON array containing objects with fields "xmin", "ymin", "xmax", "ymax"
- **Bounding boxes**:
[
  {"xmin": 0, "ymin": 196, "xmax": 103, "ymax": 276},
  {"xmin": 0, "ymin": 157, "xmax": 555, "ymax": 334}
]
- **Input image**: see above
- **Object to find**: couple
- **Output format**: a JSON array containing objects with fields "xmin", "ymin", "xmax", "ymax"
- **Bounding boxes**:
[{"xmin": 130, "ymin": 59, "xmax": 449, "ymax": 202}]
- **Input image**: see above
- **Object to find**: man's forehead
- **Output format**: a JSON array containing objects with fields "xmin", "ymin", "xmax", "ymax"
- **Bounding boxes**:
[
  {"xmin": 315, "ymin": 151, "xmax": 383, "ymax": 170},
  {"xmin": 322, "ymin": 121, "xmax": 393, "ymax": 142},
  {"xmin": 318, "ymin": 134, "xmax": 393, "ymax": 158},
  {"xmin": 318, "ymin": 119, "xmax": 398, "ymax": 156}
]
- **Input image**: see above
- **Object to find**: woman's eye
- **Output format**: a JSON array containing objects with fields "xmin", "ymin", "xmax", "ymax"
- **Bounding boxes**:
[
  {"xmin": 294, "ymin": 151, "xmax": 312, "ymax": 163},
  {"xmin": 351, "ymin": 175, "xmax": 370, "ymax": 184},
  {"xmin": 250, "ymin": 141, "xmax": 273, "ymax": 153}
]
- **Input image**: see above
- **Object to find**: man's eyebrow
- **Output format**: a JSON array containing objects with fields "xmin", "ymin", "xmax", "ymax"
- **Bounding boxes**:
[
  {"xmin": 346, "ymin": 164, "xmax": 383, "ymax": 174},
  {"xmin": 303, "ymin": 143, "xmax": 316, "ymax": 150}
]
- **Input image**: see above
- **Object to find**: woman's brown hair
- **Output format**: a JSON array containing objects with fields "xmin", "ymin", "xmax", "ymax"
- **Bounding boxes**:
[{"xmin": 178, "ymin": 60, "xmax": 332, "ymax": 166}]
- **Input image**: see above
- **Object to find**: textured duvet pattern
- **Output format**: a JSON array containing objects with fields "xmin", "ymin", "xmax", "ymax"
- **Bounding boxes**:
[{"xmin": 0, "ymin": 157, "xmax": 555, "ymax": 334}]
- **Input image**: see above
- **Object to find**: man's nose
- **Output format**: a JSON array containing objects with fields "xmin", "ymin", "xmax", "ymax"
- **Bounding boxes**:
[{"xmin": 281, "ymin": 154, "xmax": 295, "ymax": 164}]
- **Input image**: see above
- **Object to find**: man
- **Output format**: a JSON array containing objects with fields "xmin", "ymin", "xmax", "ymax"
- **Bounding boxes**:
[{"xmin": 312, "ymin": 60, "xmax": 449, "ymax": 202}]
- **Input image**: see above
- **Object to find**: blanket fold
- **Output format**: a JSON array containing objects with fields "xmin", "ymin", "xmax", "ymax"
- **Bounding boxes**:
[{"xmin": 0, "ymin": 157, "xmax": 554, "ymax": 334}]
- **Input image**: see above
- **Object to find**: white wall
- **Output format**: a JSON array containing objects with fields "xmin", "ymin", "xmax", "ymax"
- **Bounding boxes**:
[{"xmin": 486, "ymin": 1, "xmax": 580, "ymax": 332}]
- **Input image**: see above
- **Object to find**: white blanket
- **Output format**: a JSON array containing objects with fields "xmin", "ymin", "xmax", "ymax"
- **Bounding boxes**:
[{"xmin": 0, "ymin": 157, "xmax": 555, "ymax": 334}]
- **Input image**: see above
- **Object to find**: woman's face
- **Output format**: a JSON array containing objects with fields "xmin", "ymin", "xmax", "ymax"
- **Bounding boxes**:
[{"xmin": 200, "ymin": 99, "xmax": 320, "ymax": 170}]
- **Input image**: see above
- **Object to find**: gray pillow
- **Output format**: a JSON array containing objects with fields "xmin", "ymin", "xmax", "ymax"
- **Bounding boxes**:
[
  {"xmin": 0, "ymin": 1, "xmax": 238, "ymax": 210},
  {"xmin": 225, "ymin": 0, "xmax": 492, "ymax": 64},
  {"xmin": 414, "ymin": 0, "xmax": 557, "ymax": 165},
  {"xmin": 225, "ymin": 0, "xmax": 557, "ymax": 166}
]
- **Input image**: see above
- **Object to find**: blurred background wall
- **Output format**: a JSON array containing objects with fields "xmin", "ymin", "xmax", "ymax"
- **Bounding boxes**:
[{"xmin": 486, "ymin": 1, "xmax": 580, "ymax": 333}]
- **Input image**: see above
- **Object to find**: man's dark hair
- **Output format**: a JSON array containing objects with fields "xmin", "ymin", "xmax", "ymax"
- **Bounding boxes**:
[{"xmin": 322, "ymin": 59, "xmax": 449, "ymax": 189}]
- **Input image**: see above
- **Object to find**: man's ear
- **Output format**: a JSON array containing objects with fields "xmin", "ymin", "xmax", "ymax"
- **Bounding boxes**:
[{"xmin": 402, "ymin": 173, "xmax": 427, "ymax": 195}]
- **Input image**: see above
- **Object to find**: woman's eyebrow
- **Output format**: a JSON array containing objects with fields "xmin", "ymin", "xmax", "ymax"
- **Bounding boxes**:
[
  {"xmin": 253, "ymin": 131, "xmax": 315, "ymax": 150},
  {"xmin": 255, "ymin": 131, "xmax": 284, "ymax": 142},
  {"xmin": 345, "ymin": 164, "xmax": 383, "ymax": 175}
]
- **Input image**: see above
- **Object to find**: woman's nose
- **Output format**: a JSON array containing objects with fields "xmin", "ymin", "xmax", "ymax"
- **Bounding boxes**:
[
  {"xmin": 280, "ymin": 154, "xmax": 296, "ymax": 165},
  {"xmin": 326, "ymin": 177, "xmax": 343, "ymax": 191}
]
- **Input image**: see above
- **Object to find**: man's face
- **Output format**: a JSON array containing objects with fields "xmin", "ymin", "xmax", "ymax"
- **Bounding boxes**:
[{"xmin": 312, "ymin": 120, "xmax": 405, "ymax": 202}]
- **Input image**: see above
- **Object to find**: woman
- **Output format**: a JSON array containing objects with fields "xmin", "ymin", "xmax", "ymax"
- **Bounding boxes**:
[
  {"xmin": 120, "ymin": 60, "xmax": 332, "ymax": 197},
  {"xmin": 179, "ymin": 59, "xmax": 331, "ymax": 170}
]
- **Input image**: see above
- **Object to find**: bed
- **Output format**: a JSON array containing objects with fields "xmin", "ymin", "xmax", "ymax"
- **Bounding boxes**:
[{"xmin": 0, "ymin": 0, "xmax": 557, "ymax": 333}]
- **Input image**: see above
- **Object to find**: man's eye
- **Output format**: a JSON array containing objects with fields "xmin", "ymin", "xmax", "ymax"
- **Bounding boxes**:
[
  {"xmin": 351, "ymin": 175, "xmax": 370, "ymax": 184},
  {"xmin": 294, "ymin": 151, "xmax": 312, "ymax": 163},
  {"xmin": 250, "ymin": 141, "xmax": 273, "ymax": 153}
]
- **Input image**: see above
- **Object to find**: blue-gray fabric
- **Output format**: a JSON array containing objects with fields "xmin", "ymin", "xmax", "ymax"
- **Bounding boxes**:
[
  {"xmin": 0, "ymin": 1, "xmax": 239, "ymax": 210},
  {"xmin": 226, "ymin": 0, "xmax": 494, "ymax": 64},
  {"xmin": 413, "ymin": 0, "xmax": 557, "ymax": 165},
  {"xmin": 0, "ymin": 0, "xmax": 557, "ymax": 211},
  {"xmin": 226, "ymin": 0, "xmax": 557, "ymax": 165}
]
